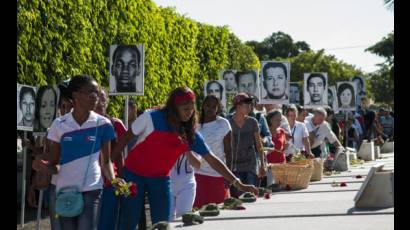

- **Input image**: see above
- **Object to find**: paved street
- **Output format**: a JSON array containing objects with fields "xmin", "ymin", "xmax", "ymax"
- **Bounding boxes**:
[
  {"xmin": 170, "ymin": 152, "xmax": 394, "ymax": 230},
  {"xmin": 17, "ymin": 152, "xmax": 393, "ymax": 229}
]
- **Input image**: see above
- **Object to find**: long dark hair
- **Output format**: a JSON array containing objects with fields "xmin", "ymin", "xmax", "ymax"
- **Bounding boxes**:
[
  {"xmin": 161, "ymin": 87, "xmax": 198, "ymax": 144},
  {"xmin": 35, "ymin": 86, "xmax": 57, "ymax": 125},
  {"xmin": 200, "ymin": 94, "xmax": 222, "ymax": 127}
]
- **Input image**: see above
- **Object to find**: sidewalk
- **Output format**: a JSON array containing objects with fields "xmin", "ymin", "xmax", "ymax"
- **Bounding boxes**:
[
  {"xmin": 17, "ymin": 153, "xmax": 394, "ymax": 229},
  {"xmin": 170, "ymin": 152, "xmax": 394, "ymax": 230}
]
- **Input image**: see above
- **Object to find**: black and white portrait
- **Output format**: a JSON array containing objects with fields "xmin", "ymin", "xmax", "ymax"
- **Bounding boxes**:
[
  {"xmin": 220, "ymin": 70, "xmax": 237, "ymax": 94},
  {"xmin": 260, "ymin": 61, "xmax": 290, "ymax": 104},
  {"xmin": 289, "ymin": 82, "xmax": 301, "ymax": 104},
  {"xmin": 109, "ymin": 44, "xmax": 144, "ymax": 95},
  {"xmin": 34, "ymin": 85, "xmax": 58, "ymax": 133},
  {"xmin": 235, "ymin": 70, "xmax": 259, "ymax": 98},
  {"xmin": 17, "ymin": 84, "xmax": 37, "ymax": 131},
  {"xmin": 304, "ymin": 73, "xmax": 328, "ymax": 107},
  {"xmin": 204, "ymin": 80, "xmax": 226, "ymax": 109},
  {"xmin": 336, "ymin": 82, "xmax": 356, "ymax": 111},
  {"xmin": 351, "ymin": 76, "xmax": 365, "ymax": 108},
  {"xmin": 328, "ymin": 86, "xmax": 338, "ymax": 112}
]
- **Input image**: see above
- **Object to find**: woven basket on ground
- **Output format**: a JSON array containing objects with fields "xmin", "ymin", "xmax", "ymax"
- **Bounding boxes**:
[{"xmin": 271, "ymin": 159, "xmax": 314, "ymax": 189}]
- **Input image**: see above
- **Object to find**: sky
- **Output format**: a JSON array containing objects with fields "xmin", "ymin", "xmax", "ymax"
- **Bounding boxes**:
[{"xmin": 152, "ymin": 0, "xmax": 394, "ymax": 73}]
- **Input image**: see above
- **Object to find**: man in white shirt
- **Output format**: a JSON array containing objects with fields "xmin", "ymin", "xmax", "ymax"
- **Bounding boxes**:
[{"xmin": 304, "ymin": 107, "xmax": 344, "ymax": 158}]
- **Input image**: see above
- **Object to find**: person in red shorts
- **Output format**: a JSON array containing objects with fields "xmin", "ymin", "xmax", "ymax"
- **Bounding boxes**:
[{"xmin": 194, "ymin": 95, "xmax": 232, "ymax": 208}]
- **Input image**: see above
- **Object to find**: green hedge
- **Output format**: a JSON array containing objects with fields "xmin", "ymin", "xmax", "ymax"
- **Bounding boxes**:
[{"xmin": 17, "ymin": 0, "xmax": 260, "ymax": 118}]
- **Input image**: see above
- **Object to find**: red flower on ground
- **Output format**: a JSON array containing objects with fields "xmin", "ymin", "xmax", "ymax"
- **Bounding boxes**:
[
  {"xmin": 285, "ymin": 185, "xmax": 292, "ymax": 191},
  {"xmin": 356, "ymin": 175, "xmax": 363, "ymax": 179},
  {"xmin": 264, "ymin": 192, "xmax": 271, "ymax": 199},
  {"xmin": 130, "ymin": 183, "xmax": 137, "ymax": 197},
  {"xmin": 340, "ymin": 182, "xmax": 347, "ymax": 187}
]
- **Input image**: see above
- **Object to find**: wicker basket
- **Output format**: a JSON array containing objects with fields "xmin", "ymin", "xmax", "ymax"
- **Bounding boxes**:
[{"xmin": 271, "ymin": 160, "xmax": 314, "ymax": 190}]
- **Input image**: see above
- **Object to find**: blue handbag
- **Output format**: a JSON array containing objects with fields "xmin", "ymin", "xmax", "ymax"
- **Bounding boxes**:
[
  {"xmin": 55, "ymin": 119, "xmax": 99, "ymax": 217},
  {"xmin": 55, "ymin": 186, "xmax": 84, "ymax": 217}
]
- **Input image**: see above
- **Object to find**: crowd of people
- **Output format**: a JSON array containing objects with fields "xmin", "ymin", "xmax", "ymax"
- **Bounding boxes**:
[{"xmin": 21, "ymin": 75, "xmax": 394, "ymax": 230}]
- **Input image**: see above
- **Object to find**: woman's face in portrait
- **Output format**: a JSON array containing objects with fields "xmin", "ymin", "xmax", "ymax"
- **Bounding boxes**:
[
  {"xmin": 39, "ymin": 89, "xmax": 56, "ymax": 128},
  {"xmin": 340, "ymin": 88, "xmax": 352, "ymax": 106}
]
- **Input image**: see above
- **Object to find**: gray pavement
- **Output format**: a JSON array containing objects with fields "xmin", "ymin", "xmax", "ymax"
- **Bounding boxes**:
[
  {"xmin": 170, "ymin": 152, "xmax": 394, "ymax": 230},
  {"xmin": 17, "ymin": 152, "xmax": 394, "ymax": 229}
]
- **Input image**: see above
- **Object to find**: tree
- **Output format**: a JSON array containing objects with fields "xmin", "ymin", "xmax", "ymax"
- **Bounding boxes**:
[
  {"xmin": 365, "ymin": 32, "xmax": 394, "ymax": 67},
  {"xmin": 368, "ymin": 64, "xmax": 394, "ymax": 107},
  {"xmin": 245, "ymin": 31, "xmax": 311, "ymax": 61}
]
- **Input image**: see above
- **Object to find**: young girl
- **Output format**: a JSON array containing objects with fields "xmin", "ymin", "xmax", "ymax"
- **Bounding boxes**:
[{"xmin": 170, "ymin": 151, "xmax": 201, "ymax": 219}]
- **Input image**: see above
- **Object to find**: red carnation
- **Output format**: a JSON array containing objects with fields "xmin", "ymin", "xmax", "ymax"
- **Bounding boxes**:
[
  {"xmin": 264, "ymin": 192, "xmax": 271, "ymax": 199},
  {"xmin": 340, "ymin": 182, "xmax": 347, "ymax": 187},
  {"xmin": 285, "ymin": 185, "xmax": 292, "ymax": 191},
  {"xmin": 130, "ymin": 183, "xmax": 137, "ymax": 197}
]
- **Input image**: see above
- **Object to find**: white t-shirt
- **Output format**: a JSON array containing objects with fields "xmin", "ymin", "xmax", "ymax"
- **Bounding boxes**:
[
  {"xmin": 196, "ymin": 116, "xmax": 231, "ymax": 177},
  {"xmin": 285, "ymin": 121, "xmax": 309, "ymax": 154},
  {"xmin": 304, "ymin": 115, "xmax": 338, "ymax": 149}
]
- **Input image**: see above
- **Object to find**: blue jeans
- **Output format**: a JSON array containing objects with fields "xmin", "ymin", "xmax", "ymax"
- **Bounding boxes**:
[
  {"xmin": 119, "ymin": 169, "xmax": 172, "ymax": 230},
  {"xmin": 98, "ymin": 186, "xmax": 120, "ymax": 230},
  {"xmin": 49, "ymin": 184, "xmax": 61, "ymax": 230},
  {"xmin": 59, "ymin": 189, "xmax": 102, "ymax": 230},
  {"xmin": 230, "ymin": 171, "xmax": 258, "ymax": 197}
]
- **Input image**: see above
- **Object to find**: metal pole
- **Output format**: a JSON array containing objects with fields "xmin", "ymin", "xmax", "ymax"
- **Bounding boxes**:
[
  {"xmin": 124, "ymin": 96, "xmax": 129, "ymax": 158},
  {"xmin": 21, "ymin": 131, "xmax": 27, "ymax": 228},
  {"xmin": 36, "ymin": 190, "xmax": 44, "ymax": 230},
  {"xmin": 345, "ymin": 112, "xmax": 348, "ymax": 148}
]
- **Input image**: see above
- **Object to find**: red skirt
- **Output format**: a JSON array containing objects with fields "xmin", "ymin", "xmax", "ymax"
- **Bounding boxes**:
[{"xmin": 193, "ymin": 173, "xmax": 230, "ymax": 209}]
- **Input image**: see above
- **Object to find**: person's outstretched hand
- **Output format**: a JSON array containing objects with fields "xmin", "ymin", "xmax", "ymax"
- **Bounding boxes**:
[{"xmin": 237, "ymin": 183, "xmax": 259, "ymax": 197}]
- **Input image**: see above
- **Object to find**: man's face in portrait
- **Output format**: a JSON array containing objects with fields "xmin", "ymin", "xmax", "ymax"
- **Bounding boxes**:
[
  {"xmin": 223, "ymin": 72, "xmax": 236, "ymax": 91},
  {"xmin": 264, "ymin": 67, "xmax": 286, "ymax": 99},
  {"xmin": 238, "ymin": 73, "xmax": 256, "ymax": 95},
  {"xmin": 290, "ymin": 85, "xmax": 300, "ymax": 103},
  {"xmin": 308, "ymin": 76, "xmax": 325, "ymax": 104},
  {"xmin": 21, "ymin": 92, "xmax": 35, "ymax": 125},
  {"xmin": 112, "ymin": 48, "xmax": 140, "ymax": 92}
]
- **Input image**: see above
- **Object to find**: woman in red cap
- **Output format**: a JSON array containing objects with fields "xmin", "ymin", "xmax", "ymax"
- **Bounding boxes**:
[{"xmin": 112, "ymin": 87, "xmax": 258, "ymax": 229}]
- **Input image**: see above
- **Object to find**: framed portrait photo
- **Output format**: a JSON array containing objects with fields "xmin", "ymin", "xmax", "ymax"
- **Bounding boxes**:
[
  {"xmin": 204, "ymin": 80, "xmax": 227, "ymax": 110},
  {"xmin": 336, "ymin": 81, "xmax": 357, "ymax": 111},
  {"xmin": 235, "ymin": 70, "xmax": 260, "ymax": 99},
  {"xmin": 327, "ymin": 86, "xmax": 339, "ymax": 113},
  {"xmin": 33, "ymin": 85, "xmax": 58, "ymax": 134},
  {"xmin": 304, "ymin": 72, "xmax": 328, "ymax": 108},
  {"xmin": 17, "ymin": 84, "xmax": 37, "ymax": 132},
  {"xmin": 289, "ymin": 82, "xmax": 301, "ymax": 105},
  {"xmin": 109, "ymin": 44, "xmax": 145, "ymax": 96},
  {"xmin": 220, "ymin": 70, "xmax": 238, "ymax": 95},
  {"xmin": 259, "ymin": 61, "xmax": 290, "ymax": 105}
]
